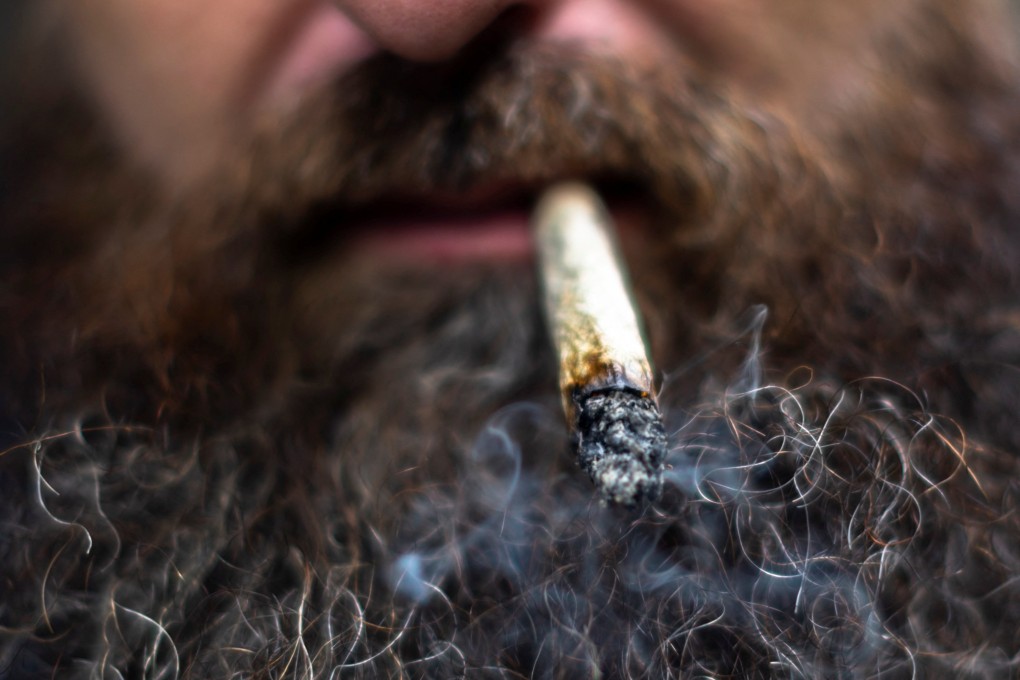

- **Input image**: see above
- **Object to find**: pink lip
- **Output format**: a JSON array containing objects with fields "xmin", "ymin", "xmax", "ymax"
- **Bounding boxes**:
[
  {"xmin": 341, "ymin": 194, "xmax": 649, "ymax": 264},
  {"xmin": 351, "ymin": 208, "xmax": 535, "ymax": 262}
]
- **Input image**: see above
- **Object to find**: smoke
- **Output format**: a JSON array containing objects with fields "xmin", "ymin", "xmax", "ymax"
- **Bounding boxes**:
[{"xmin": 388, "ymin": 351, "xmax": 1018, "ymax": 678}]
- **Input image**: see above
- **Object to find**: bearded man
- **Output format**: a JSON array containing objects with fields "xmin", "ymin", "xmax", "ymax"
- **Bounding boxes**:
[{"xmin": 2, "ymin": 0, "xmax": 1019, "ymax": 677}]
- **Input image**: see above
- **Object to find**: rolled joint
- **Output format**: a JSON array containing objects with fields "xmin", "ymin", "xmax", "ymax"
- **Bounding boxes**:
[{"xmin": 533, "ymin": 182, "xmax": 667, "ymax": 507}]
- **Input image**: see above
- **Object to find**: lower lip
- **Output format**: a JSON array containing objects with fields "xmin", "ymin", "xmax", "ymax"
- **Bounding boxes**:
[
  {"xmin": 341, "ymin": 194, "xmax": 649, "ymax": 264},
  {"xmin": 351, "ymin": 210, "xmax": 535, "ymax": 262}
]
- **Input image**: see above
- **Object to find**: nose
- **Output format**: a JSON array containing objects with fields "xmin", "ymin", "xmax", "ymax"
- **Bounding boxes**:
[{"xmin": 333, "ymin": 0, "xmax": 532, "ymax": 62}]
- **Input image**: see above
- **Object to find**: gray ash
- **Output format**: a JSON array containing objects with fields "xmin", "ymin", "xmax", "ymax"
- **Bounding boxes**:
[{"xmin": 572, "ymin": 388, "xmax": 667, "ymax": 508}]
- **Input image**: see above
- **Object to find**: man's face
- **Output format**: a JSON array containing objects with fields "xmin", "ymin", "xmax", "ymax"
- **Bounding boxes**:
[
  {"xmin": 22, "ymin": 0, "xmax": 1013, "ymax": 437},
  {"xmin": 5, "ymin": 2, "xmax": 1020, "ymax": 677},
  {"xmin": 52, "ymin": 0, "xmax": 934, "ymax": 318}
]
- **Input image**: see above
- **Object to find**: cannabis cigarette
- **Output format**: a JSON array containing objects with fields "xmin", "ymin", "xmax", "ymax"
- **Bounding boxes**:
[{"xmin": 533, "ymin": 182, "xmax": 667, "ymax": 507}]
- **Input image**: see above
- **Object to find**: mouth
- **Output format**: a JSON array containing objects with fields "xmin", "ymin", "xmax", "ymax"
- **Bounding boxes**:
[
  {"xmin": 281, "ymin": 176, "xmax": 654, "ymax": 264},
  {"xmin": 247, "ymin": 45, "xmax": 711, "ymax": 270}
]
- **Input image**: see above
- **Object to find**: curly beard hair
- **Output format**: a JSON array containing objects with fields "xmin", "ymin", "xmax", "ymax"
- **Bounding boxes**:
[{"xmin": 2, "ymin": 1, "xmax": 1020, "ymax": 677}]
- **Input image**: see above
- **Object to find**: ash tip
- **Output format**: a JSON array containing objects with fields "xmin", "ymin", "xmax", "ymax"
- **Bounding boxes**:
[
  {"xmin": 588, "ymin": 454, "xmax": 663, "ymax": 509},
  {"xmin": 574, "ymin": 389, "xmax": 667, "ymax": 509}
]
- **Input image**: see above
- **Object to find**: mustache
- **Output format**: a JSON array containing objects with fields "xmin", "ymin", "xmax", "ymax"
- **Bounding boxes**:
[{"xmin": 230, "ymin": 43, "xmax": 786, "ymax": 235}]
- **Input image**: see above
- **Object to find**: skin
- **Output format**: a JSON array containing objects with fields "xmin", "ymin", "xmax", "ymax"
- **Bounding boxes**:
[{"xmin": 62, "ymin": 0, "xmax": 908, "ymax": 190}]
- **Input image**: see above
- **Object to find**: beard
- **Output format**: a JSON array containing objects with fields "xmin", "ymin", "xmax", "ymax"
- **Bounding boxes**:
[{"xmin": 3, "ymin": 2, "xmax": 1020, "ymax": 677}]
